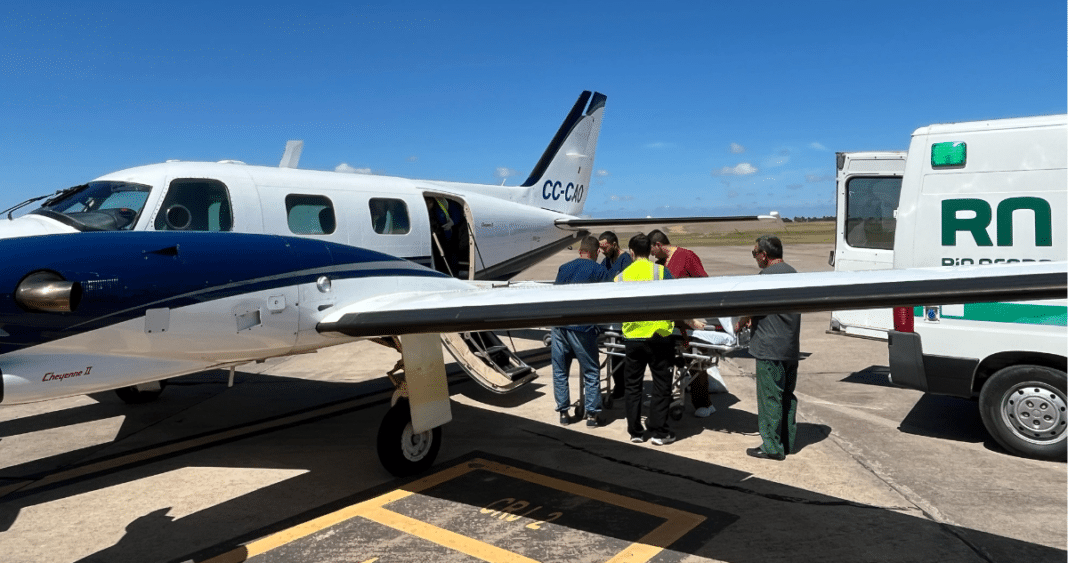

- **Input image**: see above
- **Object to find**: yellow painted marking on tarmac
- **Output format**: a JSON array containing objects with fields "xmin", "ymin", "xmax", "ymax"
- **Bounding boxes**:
[
  {"xmin": 204, "ymin": 458, "xmax": 705, "ymax": 563},
  {"xmin": 363, "ymin": 505, "xmax": 539, "ymax": 563},
  {"xmin": 209, "ymin": 489, "xmax": 417, "ymax": 562}
]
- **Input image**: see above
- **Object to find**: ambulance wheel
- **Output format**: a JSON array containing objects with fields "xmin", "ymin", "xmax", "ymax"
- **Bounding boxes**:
[
  {"xmin": 669, "ymin": 401, "xmax": 684, "ymax": 421},
  {"xmin": 115, "ymin": 380, "xmax": 167, "ymax": 404},
  {"xmin": 979, "ymin": 365, "xmax": 1067, "ymax": 461},
  {"xmin": 377, "ymin": 400, "xmax": 442, "ymax": 477}
]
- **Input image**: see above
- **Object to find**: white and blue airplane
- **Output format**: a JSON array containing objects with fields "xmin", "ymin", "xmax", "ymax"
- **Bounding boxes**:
[{"xmin": 0, "ymin": 91, "xmax": 1064, "ymax": 475}]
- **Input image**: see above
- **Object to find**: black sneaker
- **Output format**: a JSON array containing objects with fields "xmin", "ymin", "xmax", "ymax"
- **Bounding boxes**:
[
  {"xmin": 629, "ymin": 433, "xmax": 646, "ymax": 443},
  {"xmin": 586, "ymin": 414, "xmax": 602, "ymax": 428},
  {"xmin": 559, "ymin": 412, "xmax": 570, "ymax": 426},
  {"xmin": 745, "ymin": 446, "xmax": 785, "ymax": 460}
]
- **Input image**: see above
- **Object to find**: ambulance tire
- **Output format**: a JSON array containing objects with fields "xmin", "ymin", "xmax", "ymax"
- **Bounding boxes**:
[
  {"xmin": 115, "ymin": 380, "xmax": 168, "ymax": 404},
  {"xmin": 979, "ymin": 365, "xmax": 1067, "ymax": 461},
  {"xmin": 377, "ymin": 400, "xmax": 442, "ymax": 477}
]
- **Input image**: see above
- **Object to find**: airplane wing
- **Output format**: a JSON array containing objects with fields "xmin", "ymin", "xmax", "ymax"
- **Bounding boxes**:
[{"xmin": 317, "ymin": 262, "xmax": 1066, "ymax": 338}]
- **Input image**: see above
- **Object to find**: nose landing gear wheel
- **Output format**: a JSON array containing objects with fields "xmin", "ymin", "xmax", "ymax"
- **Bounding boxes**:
[{"xmin": 377, "ymin": 399, "xmax": 442, "ymax": 477}]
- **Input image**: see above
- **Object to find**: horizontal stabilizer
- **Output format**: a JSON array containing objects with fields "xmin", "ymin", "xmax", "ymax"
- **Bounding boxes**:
[{"xmin": 555, "ymin": 214, "xmax": 775, "ymax": 231}]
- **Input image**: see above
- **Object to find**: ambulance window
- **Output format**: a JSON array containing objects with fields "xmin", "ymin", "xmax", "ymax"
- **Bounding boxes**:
[
  {"xmin": 154, "ymin": 179, "xmax": 233, "ymax": 231},
  {"xmin": 845, "ymin": 177, "xmax": 901, "ymax": 250},
  {"xmin": 286, "ymin": 194, "xmax": 336, "ymax": 235},
  {"xmin": 368, "ymin": 198, "xmax": 411, "ymax": 235}
]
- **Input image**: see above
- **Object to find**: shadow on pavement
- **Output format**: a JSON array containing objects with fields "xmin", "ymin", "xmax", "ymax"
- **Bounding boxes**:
[
  {"xmin": 3, "ymin": 381, "xmax": 1060, "ymax": 563},
  {"xmin": 840, "ymin": 365, "xmax": 897, "ymax": 388}
]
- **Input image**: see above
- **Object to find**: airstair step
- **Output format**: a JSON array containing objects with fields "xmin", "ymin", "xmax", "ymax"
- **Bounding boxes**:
[
  {"xmin": 474, "ymin": 345, "xmax": 507, "ymax": 358},
  {"xmin": 505, "ymin": 365, "xmax": 533, "ymax": 381}
]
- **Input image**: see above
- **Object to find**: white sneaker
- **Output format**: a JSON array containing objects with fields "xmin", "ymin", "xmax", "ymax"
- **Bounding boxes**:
[
  {"xmin": 694, "ymin": 405, "xmax": 716, "ymax": 418},
  {"xmin": 651, "ymin": 433, "xmax": 676, "ymax": 446}
]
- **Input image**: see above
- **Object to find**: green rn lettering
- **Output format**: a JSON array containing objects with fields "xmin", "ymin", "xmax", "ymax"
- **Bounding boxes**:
[{"xmin": 942, "ymin": 197, "xmax": 1053, "ymax": 247}]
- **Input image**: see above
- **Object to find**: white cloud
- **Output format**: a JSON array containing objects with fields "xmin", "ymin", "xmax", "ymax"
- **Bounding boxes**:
[
  {"xmin": 645, "ymin": 141, "xmax": 674, "ymax": 149},
  {"xmin": 712, "ymin": 162, "xmax": 758, "ymax": 176},
  {"xmin": 495, "ymin": 167, "xmax": 519, "ymax": 178},
  {"xmin": 809, "ymin": 142, "xmax": 827, "ymax": 151},
  {"xmin": 407, "ymin": 156, "xmax": 419, "ymax": 162},
  {"xmin": 805, "ymin": 173, "xmax": 835, "ymax": 182},
  {"xmin": 730, "ymin": 142, "xmax": 746, "ymax": 154},
  {"xmin": 596, "ymin": 169, "xmax": 609, "ymax": 177},
  {"xmin": 336, "ymin": 163, "xmax": 372, "ymax": 174},
  {"xmin": 609, "ymin": 195, "xmax": 634, "ymax": 202}
]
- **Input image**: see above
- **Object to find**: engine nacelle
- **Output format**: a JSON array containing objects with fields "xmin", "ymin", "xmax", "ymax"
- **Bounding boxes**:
[{"xmin": 15, "ymin": 271, "xmax": 82, "ymax": 313}]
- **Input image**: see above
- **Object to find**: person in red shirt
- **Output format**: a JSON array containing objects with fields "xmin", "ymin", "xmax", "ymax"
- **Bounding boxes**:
[{"xmin": 648, "ymin": 229, "xmax": 715, "ymax": 418}]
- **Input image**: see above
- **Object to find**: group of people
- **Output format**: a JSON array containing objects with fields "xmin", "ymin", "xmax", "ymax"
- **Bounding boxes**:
[{"xmin": 550, "ymin": 231, "xmax": 801, "ymax": 460}]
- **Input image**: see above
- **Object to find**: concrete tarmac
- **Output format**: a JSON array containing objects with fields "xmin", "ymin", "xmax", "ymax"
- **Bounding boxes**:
[{"xmin": 0, "ymin": 243, "xmax": 1064, "ymax": 563}]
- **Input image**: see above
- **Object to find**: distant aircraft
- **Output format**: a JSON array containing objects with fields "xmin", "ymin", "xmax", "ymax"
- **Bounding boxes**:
[{"xmin": 0, "ymin": 92, "xmax": 1063, "ymax": 475}]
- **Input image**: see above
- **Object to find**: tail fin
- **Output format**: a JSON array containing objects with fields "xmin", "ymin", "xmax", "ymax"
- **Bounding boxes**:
[{"xmin": 522, "ymin": 91, "xmax": 606, "ymax": 216}]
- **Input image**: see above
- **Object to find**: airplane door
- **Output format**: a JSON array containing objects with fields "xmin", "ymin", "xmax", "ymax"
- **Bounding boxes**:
[{"xmin": 424, "ymin": 194, "xmax": 474, "ymax": 279}]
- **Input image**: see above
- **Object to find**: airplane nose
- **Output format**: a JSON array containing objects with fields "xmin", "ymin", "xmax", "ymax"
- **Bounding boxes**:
[{"xmin": 0, "ymin": 215, "xmax": 78, "ymax": 240}]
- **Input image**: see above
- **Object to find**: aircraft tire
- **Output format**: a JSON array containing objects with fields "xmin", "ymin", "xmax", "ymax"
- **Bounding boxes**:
[
  {"xmin": 979, "ymin": 365, "xmax": 1067, "ymax": 461},
  {"xmin": 377, "ymin": 400, "xmax": 442, "ymax": 477},
  {"xmin": 115, "ymin": 380, "xmax": 168, "ymax": 404}
]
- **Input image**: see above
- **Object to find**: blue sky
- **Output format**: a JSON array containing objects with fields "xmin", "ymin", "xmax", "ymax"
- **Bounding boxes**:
[{"xmin": 2, "ymin": 1, "xmax": 1064, "ymax": 219}]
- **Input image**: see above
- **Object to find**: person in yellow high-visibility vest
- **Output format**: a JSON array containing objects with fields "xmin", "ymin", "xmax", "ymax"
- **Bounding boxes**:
[{"xmin": 614, "ymin": 233, "xmax": 678, "ymax": 446}]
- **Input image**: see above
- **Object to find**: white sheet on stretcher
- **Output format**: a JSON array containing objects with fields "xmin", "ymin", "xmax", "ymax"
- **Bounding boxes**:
[{"xmin": 690, "ymin": 317, "xmax": 738, "ymax": 347}]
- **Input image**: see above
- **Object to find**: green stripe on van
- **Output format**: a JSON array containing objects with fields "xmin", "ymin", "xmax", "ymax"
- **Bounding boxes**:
[{"xmin": 913, "ymin": 303, "xmax": 1067, "ymax": 326}]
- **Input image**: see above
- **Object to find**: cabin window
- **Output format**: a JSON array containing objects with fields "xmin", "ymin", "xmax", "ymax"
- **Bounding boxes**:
[
  {"xmin": 154, "ymin": 179, "xmax": 233, "ymax": 231},
  {"xmin": 286, "ymin": 194, "xmax": 336, "ymax": 235},
  {"xmin": 845, "ymin": 176, "xmax": 901, "ymax": 250},
  {"xmin": 368, "ymin": 198, "xmax": 411, "ymax": 235}
]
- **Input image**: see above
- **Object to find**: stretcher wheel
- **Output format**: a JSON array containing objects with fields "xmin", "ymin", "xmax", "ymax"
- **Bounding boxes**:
[{"xmin": 669, "ymin": 401, "xmax": 684, "ymax": 421}]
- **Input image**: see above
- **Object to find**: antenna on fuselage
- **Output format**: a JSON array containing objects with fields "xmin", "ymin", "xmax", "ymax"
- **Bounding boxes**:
[{"xmin": 279, "ymin": 140, "xmax": 304, "ymax": 168}]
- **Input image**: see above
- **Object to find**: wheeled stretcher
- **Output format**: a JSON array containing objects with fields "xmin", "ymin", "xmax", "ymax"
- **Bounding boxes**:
[{"xmin": 592, "ymin": 319, "xmax": 749, "ymax": 419}]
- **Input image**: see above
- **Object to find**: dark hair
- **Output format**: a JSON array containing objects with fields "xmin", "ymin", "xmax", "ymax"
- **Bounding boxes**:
[
  {"xmin": 598, "ymin": 231, "xmax": 618, "ymax": 246},
  {"xmin": 648, "ymin": 229, "xmax": 670, "ymax": 246},
  {"xmin": 579, "ymin": 235, "xmax": 600, "ymax": 256},
  {"xmin": 755, "ymin": 234, "xmax": 783, "ymax": 259},
  {"xmin": 628, "ymin": 233, "xmax": 651, "ymax": 257}
]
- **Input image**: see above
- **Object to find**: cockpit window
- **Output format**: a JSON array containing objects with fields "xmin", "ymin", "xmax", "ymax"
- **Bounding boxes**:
[{"xmin": 31, "ymin": 181, "xmax": 152, "ymax": 231}]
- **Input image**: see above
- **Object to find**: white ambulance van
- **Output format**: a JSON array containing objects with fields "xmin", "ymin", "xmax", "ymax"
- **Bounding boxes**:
[{"xmin": 886, "ymin": 114, "xmax": 1066, "ymax": 461}]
